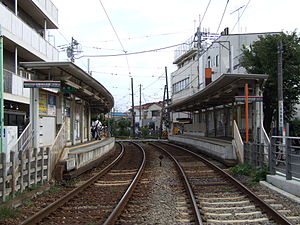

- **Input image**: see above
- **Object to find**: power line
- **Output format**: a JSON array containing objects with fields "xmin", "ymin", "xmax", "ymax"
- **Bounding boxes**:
[
  {"xmin": 142, "ymin": 75, "xmax": 164, "ymax": 90},
  {"xmin": 91, "ymin": 71, "xmax": 162, "ymax": 78},
  {"xmin": 98, "ymin": 0, "xmax": 132, "ymax": 77},
  {"xmin": 86, "ymin": 30, "xmax": 193, "ymax": 43},
  {"xmin": 76, "ymin": 43, "xmax": 187, "ymax": 59},
  {"xmin": 200, "ymin": 0, "xmax": 212, "ymax": 24},
  {"xmin": 216, "ymin": 0, "xmax": 230, "ymax": 34}
]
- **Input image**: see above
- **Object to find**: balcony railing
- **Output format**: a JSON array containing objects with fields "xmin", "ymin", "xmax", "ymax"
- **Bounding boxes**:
[
  {"xmin": 32, "ymin": 0, "xmax": 58, "ymax": 25},
  {"xmin": 4, "ymin": 69, "xmax": 30, "ymax": 98},
  {"xmin": 0, "ymin": 3, "xmax": 59, "ymax": 61}
]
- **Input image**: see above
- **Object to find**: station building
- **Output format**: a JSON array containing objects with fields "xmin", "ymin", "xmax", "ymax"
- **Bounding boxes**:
[
  {"xmin": 1, "ymin": 0, "xmax": 114, "ymax": 177},
  {"xmin": 1, "ymin": 0, "xmax": 59, "ymax": 151},
  {"xmin": 169, "ymin": 29, "xmax": 276, "ymax": 164}
]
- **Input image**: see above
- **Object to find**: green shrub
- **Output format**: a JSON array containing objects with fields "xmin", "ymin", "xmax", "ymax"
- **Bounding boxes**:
[
  {"xmin": 230, "ymin": 163, "xmax": 268, "ymax": 183},
  {"xmin": 0, "ymin": 207, "xmax": 19, "ymax": 219}
]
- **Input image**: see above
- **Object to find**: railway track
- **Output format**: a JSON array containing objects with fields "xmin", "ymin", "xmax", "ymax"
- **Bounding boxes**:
[
  {"xmin": 109, "ymin": 142, "xmax": 200, "ymax": 224},
  {"xmin": 20, "ymin": 142, "xmax": 145, "ymax": 225},
  {"xmin": 154, "ymin": 142, "xmax": 294, "ymax": 225},
  {"xmin": 17, "ymin": 141, "xmax": 298, "ymax": 224}
]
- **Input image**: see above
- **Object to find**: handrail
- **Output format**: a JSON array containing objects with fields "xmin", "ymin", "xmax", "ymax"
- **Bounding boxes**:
[
  {"xmin": 49, "ymin": 120, "xmax": 67, "ymax": 175},
  {"xmin": 261, "ymin": 121, "xmax": 270, "ymax": 144},
  {"xmin": 10, "ymin": 122, "xmax": 33, "ymax": 152},
  {"xmin": 233, "ymin": 120, "xmax": 244, "ymax": 162}
]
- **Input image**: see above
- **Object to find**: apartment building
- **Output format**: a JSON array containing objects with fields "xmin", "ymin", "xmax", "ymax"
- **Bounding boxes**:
[
  {"xmin": 170, "ymin": 29, "xmax": 273, "ymax": 141},
  {"xmin": 1, "ymin": 0, "xmax": 59, "ymax": 150}
]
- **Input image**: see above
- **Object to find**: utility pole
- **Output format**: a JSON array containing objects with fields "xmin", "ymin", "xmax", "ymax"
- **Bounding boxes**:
[
  {"xmin": 67, "ymin": 37, "xmax": 79, "ymax": 63},
  {"xmin": 131, "ymin": 78, "xmax": 135, "ymax": 138},
  {"xmin": 165, "ymin": 67, "xmax": 170, "ymax": 129},
  {"xmin": 278, "ymin": 40, "xmax": 284, "ymax": 136},
  {"xmin": 139, "ymin": 84, "xmax": 142, "ymax": 128},
  {"xmin": 160, "ymin": 85, "xmax": 167, "ymax": 138},
  {"xmin": 165, "ymin": 66, "xmax": 169, "ymax": 104},
  {"xmin": 0, "ymin": 26, "xmax": 4, "ymax": 152},
  {"xmin": 197, "ymin": 15, "xmax": 202, "ymax": 89}
]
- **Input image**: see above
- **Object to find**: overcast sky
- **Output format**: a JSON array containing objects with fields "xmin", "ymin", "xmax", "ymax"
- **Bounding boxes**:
[{"xmin": 50, "ymin": 0, "xmax": 300, "ymax": 112}]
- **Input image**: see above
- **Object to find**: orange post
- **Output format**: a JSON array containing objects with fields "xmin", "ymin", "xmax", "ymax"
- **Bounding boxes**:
[{"xmin": 245, "ymin": 83, "xmax": 249, "ymax": 142}]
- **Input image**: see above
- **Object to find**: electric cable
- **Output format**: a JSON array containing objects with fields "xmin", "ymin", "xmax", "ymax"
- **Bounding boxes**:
[
  {"xmin": 98, "ymin": 0, "xmax": 132, "ymax": 77},
  {"xmin": 76, "ymin": 43, "xmax": 187, "ymax": 58},
  {"xmin": 200, "ymin": 0, "xmax": 212, "ymax": 24},
  {"xmin": 216, "ymin": 0, "xmax": 230, "ymax": 34}
]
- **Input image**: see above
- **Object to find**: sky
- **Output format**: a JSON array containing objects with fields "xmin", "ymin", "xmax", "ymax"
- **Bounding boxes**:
[{"xmin": 50, "ymin": 0, "xmax": 300, "ymax": 112}]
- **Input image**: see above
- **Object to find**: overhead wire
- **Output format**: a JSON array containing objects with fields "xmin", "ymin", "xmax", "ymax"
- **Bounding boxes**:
[
  {"xmin": 98, "ymin": 0, "xmax": 132, "ymax": 77},
  {"xmin": 76, "ymin": 42, "xmax": 187, "ymax": 59},
  {"xmin": 92, "ymin": 30, "xmax": 193, "ymax": 43},
  {"xmin": 200, "ymin": 0, "xmax": 212, "ymax": 24},
  {"xmin": 216, "ymin": 0, "xmax": 230, "ymax": 34}
]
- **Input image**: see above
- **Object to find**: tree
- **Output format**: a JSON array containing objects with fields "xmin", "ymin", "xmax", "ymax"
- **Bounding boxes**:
[{"xmin": 240, "ymin": 32, "xmax": 300, "ymax": 134}]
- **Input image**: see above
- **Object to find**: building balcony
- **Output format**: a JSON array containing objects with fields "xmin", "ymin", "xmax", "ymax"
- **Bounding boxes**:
[
  {"xmin": 29, "ymin": 0, "xmax": 58, "ymax": 28},
  {"xmin": 4, "ymin": 69, "xmax": 30, "ymax": 104},
  {"xmin": 0, "ymin": 3, "xmax": 59, "ymax": 61}
]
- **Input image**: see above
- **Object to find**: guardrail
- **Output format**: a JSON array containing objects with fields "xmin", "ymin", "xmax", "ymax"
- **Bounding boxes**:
[
  {"xmin": 270, "ymin": 136, "xmax": 300, "ymax": 180},
  {"xmin": 0, "ymin": 147, "xmax": 50, "ymax": 202}
]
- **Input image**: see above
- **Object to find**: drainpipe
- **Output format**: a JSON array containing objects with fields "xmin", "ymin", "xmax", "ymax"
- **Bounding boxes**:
[{"xmin": 0, "ymin": 26, "xmax": 4, "ymax": 152}]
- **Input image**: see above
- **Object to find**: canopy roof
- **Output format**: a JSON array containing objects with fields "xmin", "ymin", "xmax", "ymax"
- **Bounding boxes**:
[
  {"xmin": 20, "ymin": 61, "xmax": 114, "ymax": 113},
  {"xmin": 170, "ymin": 73, "xmax": 268, "ymax": 112}
]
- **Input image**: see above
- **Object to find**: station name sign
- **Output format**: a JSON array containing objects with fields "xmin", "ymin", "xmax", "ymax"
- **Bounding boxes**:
[
  {"xmin": 235, "ymin": 96, "xmax": 263, "ymax": 102},
  {"xmin": 24, "ymin": 80, "xmax": 61, "ymax": 88}
]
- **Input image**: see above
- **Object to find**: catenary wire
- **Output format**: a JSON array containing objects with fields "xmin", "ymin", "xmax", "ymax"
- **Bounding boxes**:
[
  {"xmin": 98, "ymin": 0, "xmax": 132, "ymax": 77},
  {"xmin": 216, "ymin": 0, "xmax": 230, "ymax": 34},
  {"xmin": 76, "ymin": 43, "xmax": 187, "ymax": 58}
]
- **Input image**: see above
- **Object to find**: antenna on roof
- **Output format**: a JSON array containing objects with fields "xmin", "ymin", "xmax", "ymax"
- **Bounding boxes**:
[{"xmin": 230, "ymin": 5, "xmax": 245, "ymax": 33}]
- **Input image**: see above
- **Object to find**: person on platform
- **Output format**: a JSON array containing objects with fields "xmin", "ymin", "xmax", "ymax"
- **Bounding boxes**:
[{"xmin": 92, "ymin": 118, "xmax": 102, "ymax": 140}]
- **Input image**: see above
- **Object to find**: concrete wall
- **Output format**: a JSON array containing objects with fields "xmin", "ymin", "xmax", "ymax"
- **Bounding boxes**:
[{"xmin": 169, "ymin": 135, "xmax": 237, "ymax": 165}]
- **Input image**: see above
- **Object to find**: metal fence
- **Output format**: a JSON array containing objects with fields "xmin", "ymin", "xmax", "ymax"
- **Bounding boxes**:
[
  {"xmin": 244, "ymin": 142, "xmax": 268, "ymax": 167},
  {"xmin": 244, "ymin": 136, "xmax": 300, "ymax": 180},
  {"xmin": 269, "ymin": 136, "xmax": 300, "ymax": 180}
]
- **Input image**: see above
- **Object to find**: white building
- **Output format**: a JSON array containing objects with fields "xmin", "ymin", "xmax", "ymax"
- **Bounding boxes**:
[
  {"xmin": 1, "ymin": 0, "xmax": 114, "ymax": 152},
  {"xmin": 170, "ymin": 29, "xmax": 276, "ymax": 142},
  {"xmin": 1, "ymin": 0, "xmax": 59, "ymax": 151},
  {"xmin": 133, "ymin": 102, "xmax": 162, "ymax": 130}
]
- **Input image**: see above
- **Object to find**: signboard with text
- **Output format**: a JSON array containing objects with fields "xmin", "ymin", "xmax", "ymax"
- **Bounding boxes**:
[
  {"xmin": 235, "ymin": 96, "xmax": 263, "ymax": 103},
  {"xmin": 24, "ymin": 80, "xmax": 61, "ymax": 88}
]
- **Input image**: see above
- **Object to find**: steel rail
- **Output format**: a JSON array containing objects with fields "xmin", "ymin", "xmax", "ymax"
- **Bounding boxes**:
[
  {"xmin": 20, "ymin": 142, "xmax": 125, "ymax": 225},
  {"xmin": 150, "ymin": 143, "xmax": 203, "ymax": 225},
  {"xmin": 162, "ymin": 142, "xmax": 293, "ymax": 225},
  {"xmin": 103, "ymin": 141, "xmax": 146, "ymax": 225}
]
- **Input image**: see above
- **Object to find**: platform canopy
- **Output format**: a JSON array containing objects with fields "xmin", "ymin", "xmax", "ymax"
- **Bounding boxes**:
[
  {"xmin": 170, "ymin": 73, "xmax": 268, "ymax": 112},
  {"xmin": 20, "ymin": 61, "xmax": 114, "ymax": 113}
]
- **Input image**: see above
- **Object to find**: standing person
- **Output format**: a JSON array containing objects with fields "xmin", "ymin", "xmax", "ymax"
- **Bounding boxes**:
[{"xmin": 92, "ymin": 117, "xmax": 102, "ymax": 140}]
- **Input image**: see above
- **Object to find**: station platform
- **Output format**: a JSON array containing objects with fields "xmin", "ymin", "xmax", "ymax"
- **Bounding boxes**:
[
  {"xmin": 168, "ymin": 134, "xmax": 237, "ymax": 166},
  {"xmin": 54, "ymin": 137, "xmax": 115, "ymax": 180}
]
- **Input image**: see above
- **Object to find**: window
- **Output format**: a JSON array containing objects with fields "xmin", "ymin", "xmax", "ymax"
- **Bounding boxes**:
[
  {"xmin": 207, "ymin": 56, "xmax": 211, "ymax": 68},
  {"xmin": 216, "ymin": 55, "xmax": 219, "ymax": 67},
  {"xmin": 152, "ymin": 110, "xmax": 160, "ymax": 117}
]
